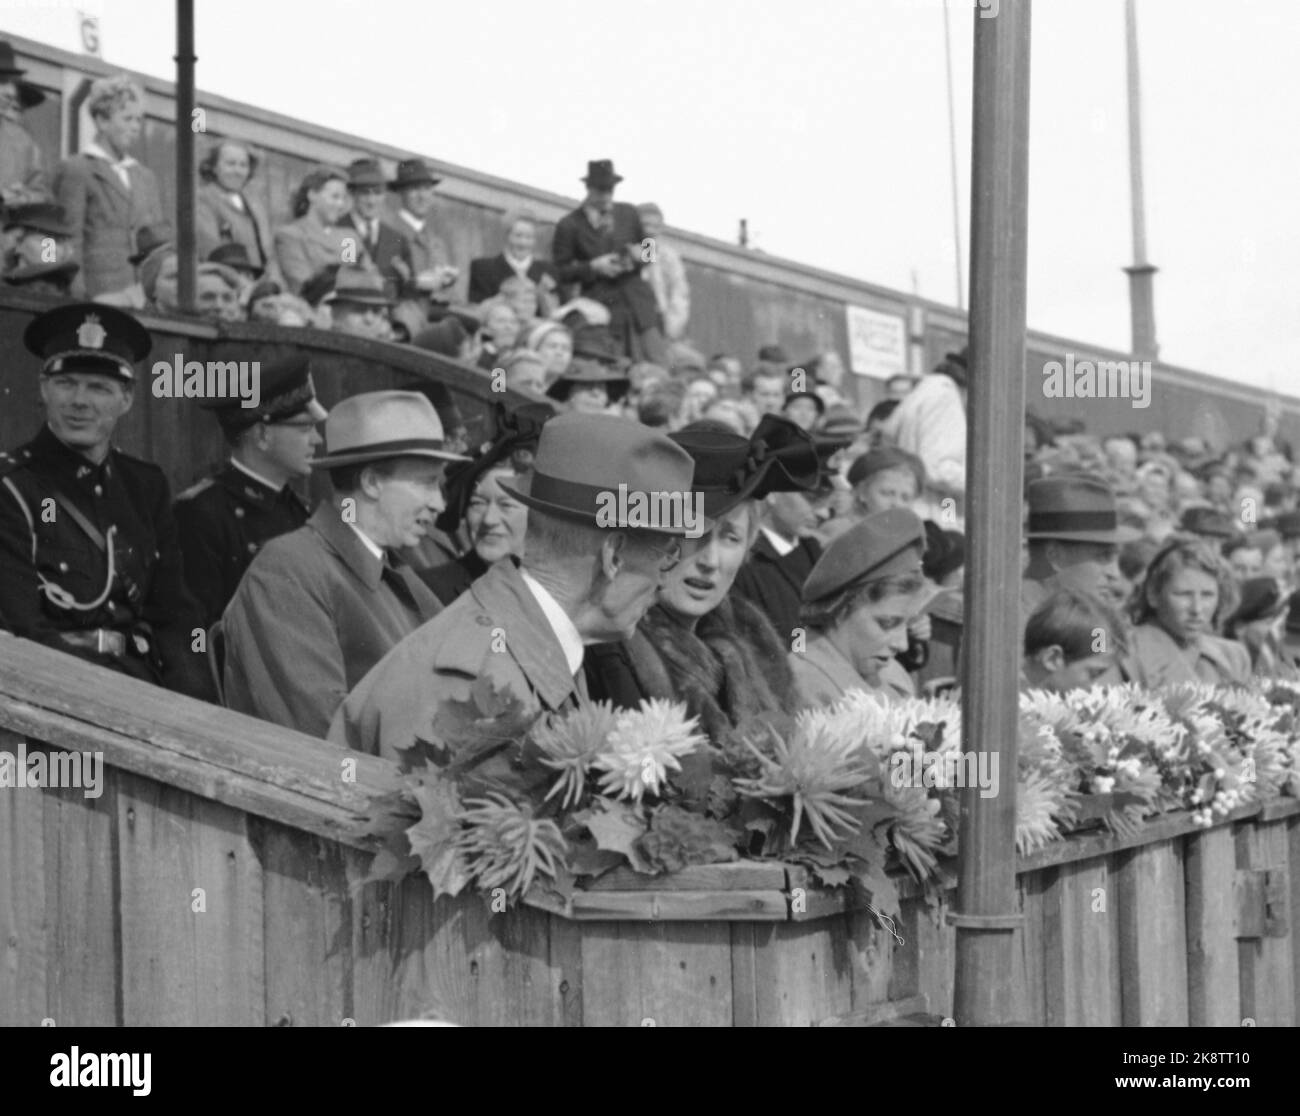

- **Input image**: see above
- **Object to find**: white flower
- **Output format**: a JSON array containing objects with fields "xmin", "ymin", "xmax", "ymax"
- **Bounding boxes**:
[
  {"xmin": 593, "ymin": 699, "xmax": 705, "ymax": 802},
  {"xmin": 1093, "ymin": 775, "xmax": 1115, "ymax": 794}
]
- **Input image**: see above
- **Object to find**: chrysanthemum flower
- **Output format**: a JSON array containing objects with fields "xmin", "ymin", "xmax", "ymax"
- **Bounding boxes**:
[
  {"xmin": 531, "ymin": 698, "xmax": 619, "ymax": 809},
  {"xmin": 454, "ymin": 793, "xmax": 569, "ymax": 901},
  {"xmin": 592, "ymin": 699, "xmax": 705, "ymax": 803}
]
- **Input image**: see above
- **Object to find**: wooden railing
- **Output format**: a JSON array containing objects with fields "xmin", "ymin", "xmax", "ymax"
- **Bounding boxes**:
[{"xmin": 1, "ymin": 632, "xmax": 1296, "ymax": 1026}]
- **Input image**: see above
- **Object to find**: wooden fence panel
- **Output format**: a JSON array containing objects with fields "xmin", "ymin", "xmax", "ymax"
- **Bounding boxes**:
[
  {"xmin": 0, "ymin": 730, "xmax": 49, "ymax": 1027},
  {"xmin": 1043, "ymin": 858, "xmax": 1121, "ymax": 1026},
  {"xmin": 1185, "ymin": 825, "xmax": 1239, "ymax": 1026},
  {"xmin": 1117, "ymin": 837, "xmax": 1189, "ymax": 1026},
  {"xmin": 1235, "ymin": 818, "xmax": 1295, "ymax": 1027}
]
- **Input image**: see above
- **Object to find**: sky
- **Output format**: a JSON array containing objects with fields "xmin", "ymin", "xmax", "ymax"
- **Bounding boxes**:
[{"xmin": 5, "ymin": 0, "xmax": 1298, "ymax": 390}]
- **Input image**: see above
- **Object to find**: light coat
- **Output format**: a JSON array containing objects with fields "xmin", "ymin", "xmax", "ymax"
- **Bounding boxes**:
[
  {"xmin": 273, "ymin": 215, "xmax": 353, "ymax": 294},
  {"xmin": 881, "ymin": 371, "xmax": 966, "ymax": 526},
  {"xmin": 195, "ymin": 180, "xmax": 273, "ymax": 275},
  {"xmin": 1123, "ymin": 622, "xmax": 1251, "ymax": 689},
  {"xmin": 789, "ymin": 632, "xmax": 910, "ymax": 708}
]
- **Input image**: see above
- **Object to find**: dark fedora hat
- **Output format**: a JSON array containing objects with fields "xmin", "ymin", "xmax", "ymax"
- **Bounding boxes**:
[
  {"xmin": 0, "ymin": 41, "xmax": 46, "ymax": 109},
  {"xmin": 1178, "ymin": 505, "xmax": 1240, "ymax": 540},
  {"xmin": 570, "ymin": 325, "xmax": 622, "ymax": 365},
  {"xmin": 1226, "ymin": 577, "xmax": 1289, "ymax": 631},
  {"xmin": 388, "ymin": 157, "xmax": 442, "ymax": 191},
  {"xmin": 3, "ymin": 202, "xmax": 73, "ymax": 238},
  {"xmin": 545, "ymin": 361, "xmax": 630, "ymax": 405},
  {"xmin": 1026, "ymin": 473, "xmax": 1140, "ymax": 545},
  {"xmin": 24, "ymin": 302, "xmax": 151, "ymax": 383},
  {"xmin": 499, "ymin": 413, "xmax": 695, "ymax": 534},
  {"xmin": 581, "ymin": 159, "xmax": 624, "ymax": 189},
  {"xmin": 323, "ymin": 265, "xmax": 395, "ymax": 307},
  {"xmin": 207, "ymin": 242, "xmax": 263, "ymax": 277},
  {"xmin": 803, "ymin": 506, "xmax": 927, "ymax": 603},
  {"xmin": 345, "ymin": 157, "xmax": 388, "ymax": 190},
  {"xmin": 130, "ymin": 224, "xmax": 173, "ymax": 266},
  {"xmin": 3, "ymin": 258, "xmax": 79, "ymax": 290}
]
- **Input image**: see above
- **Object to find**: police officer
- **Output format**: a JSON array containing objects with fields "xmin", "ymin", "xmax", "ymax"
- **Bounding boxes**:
[
  {"xmin": 0, "ymin": 302, "xmax": 214, "ymax": 699},
  {"xmin": 173, "ymin": 355, "xmax": 327, "ymax": 628}
]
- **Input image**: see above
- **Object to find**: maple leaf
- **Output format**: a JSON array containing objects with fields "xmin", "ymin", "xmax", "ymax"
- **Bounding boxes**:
[
  {"xmin": 396, "ymin": 736, "xmax": 450, "ymax": 776},
  {"xmin": 405, "ymin": 779, "xmax": 470, "ymax": 901},
  {"xmin": 429, "ymin": 678, "xmax": 538, "ymax": 772},
  {"xmin": 579, "ymin": 797, "xmax": 653, "ymax": 873},
  {"xmin": 566, "ymin": 838, "xmax": 624, "ymax": 879},
  {"xmin": 635, "ymin": 804, "xmax": 739, "ymax": 874}
]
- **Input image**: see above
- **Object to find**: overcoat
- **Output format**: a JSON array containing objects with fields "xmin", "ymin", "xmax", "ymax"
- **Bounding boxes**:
[
  {"xmin": 53, "ymin": 153, "xmax": 165, "ymax": 297},
  {"xmin": 789, "ymin": 632, "xmax": 909, "ymax": 709},
  {"xmin": 731, "ymin": 533, "xmax": 822, "ymax": 645},
  {"xmin": 329, "ymin": 559, "xmax": 582, "ymax": 761},
  {"xmin": 336, "ymin": 211, "xmax": 412, "ymax": 289},
  {"xmin": 273, "ymin": 215, "xmax": 352, "ymax": 294},
  {"xmin": 195, "ymin": 180, "xmax": 273, "ymax": 274},
  {"xmin": 222, "ymin": 503, "xmax": 441, "ymax": 737},
  {"xmin": 551, "ymin": 202, "xmax": 659, "ymax": 332},
  {"xmin": 467, "ymin": 253, "xmax": 558, "ymax": 304},
  {"xmin": 1123, "ymin": 622, "xmax": 1251, "ymax": 689}
]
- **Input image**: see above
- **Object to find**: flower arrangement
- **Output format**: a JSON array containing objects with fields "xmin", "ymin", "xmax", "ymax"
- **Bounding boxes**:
[{"xmin": 361, "ymin": 678, "xmax": 1300, "ymax": 922}]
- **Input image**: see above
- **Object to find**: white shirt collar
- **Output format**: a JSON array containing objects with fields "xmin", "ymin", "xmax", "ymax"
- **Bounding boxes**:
[
  {"xmin": 83, "ymin": 141, "xmax": 138, "ymax": 169},
  {"xmin": 520, "ymin": 569, "xmax": 584, "ymax": 676},
  {"xmin": 761, "ymin": 526, "xmax": 798, "ymax": 557},
  {"xmin": 230, "ymin": 457, "xmax": 282, "ymax": 492},
  {"xmin": 504, "ymin": 252, "xmax": 533, "ymax": 275},
  {"xmin": 399, "ymin": 209, "xmax": 424, "ymax": 232},
  {"xmin": 348, "ymin": 523, "xmax": 385, "ymax": 563}
]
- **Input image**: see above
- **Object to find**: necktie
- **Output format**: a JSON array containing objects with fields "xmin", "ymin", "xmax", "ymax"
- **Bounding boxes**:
[{"xmin": 380, "ymin": 555, "xmax": 418, "ymax": 612}]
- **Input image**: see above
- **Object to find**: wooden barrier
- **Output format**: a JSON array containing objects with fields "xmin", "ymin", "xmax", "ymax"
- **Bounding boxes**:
[{"xmin": 1, "ymin": 632, "xmax": 1297, "ymax": 1026}]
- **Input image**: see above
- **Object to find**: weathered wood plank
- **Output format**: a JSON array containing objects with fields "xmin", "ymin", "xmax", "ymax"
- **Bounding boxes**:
[
  {"xmin": 740, "ymin": 919, "xmax": 855, "ymax": 1026},
  {"xmin": 848, "ymin": 908, "xmax": 894, "ymax": 1009},
  {"xmin": 1018, "ymin": 868, "xmax": 1048, "ymax": 1026},
  {"xmin": 1043, "ymin": 859, "xmax": 1119, "ymax": 1026},
  {"xmin": 547, "ymin": 911, "xmax": 584, "ymax": 1027},
  {"xmin": 0, "ymin": 729, "xmax": 49, "ymax": 1026},
  {"xmin": 1291, "ymin": 817, "xmax": 1300, "ymax": 1026},
  {"xmin": 348, "ymin": 849, "xmax": 398, "ymax": 1026},
  {"xmin": 730, "ymin": 923, "xmax": 758, "ymax": 1027},
  {"xmin": 917, "ymin": 893, "xmax": 955, "ymax": 1021},
  {"xmin": 1185, "ymin": 824, "xmax": 1239, "ymax": 1026},
  {"xmin": 816, "ymin": 993, "xmax": 930, "ymax": 1027},
  {"xmin": 568, "ymin": 889, "xmax": 787, "ymax": 921},
  {"xmin": 583, "ymin": 862, "xmax": 787, "ymax": 892},
  {"xmin": 254, "ymin": 818, "xmax": 351, "ymax": 1027},
  {"xmin": 116, "ymin": 771, "xmax": 265, "ymax": 1025},
  {"xmin": 580, "ymin": 921, "xmax": 733, "ymax": 1026},
  {"xmin": 1117, "ymin": 838, "xmax": 1189, "ymax": 1026},
  {"xmin": 1234, "ymin": 819, "xmax": 1295, "ymax": 1027}
]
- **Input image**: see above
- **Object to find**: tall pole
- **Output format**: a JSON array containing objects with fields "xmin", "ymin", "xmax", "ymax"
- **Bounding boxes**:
[
  {"xmin": 942, "ymin": 0, "xmax": 965, "ymax": 310},
  {"xmin": 951, "ymin": 0, "xmax": 1030, "ymax": 1027},
  {"xmin": 175, "ymin": 0, "xmax": 196, "ymax": 313},
  {"xmin": 1123, "ymin": 0, "xmax": 1158, "ymax": 359}
]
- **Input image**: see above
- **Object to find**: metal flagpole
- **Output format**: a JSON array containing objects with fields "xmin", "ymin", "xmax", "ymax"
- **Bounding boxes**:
[
  {"xmin": 175, "ymin": 0, "xmax": 197, "ymax": 314},
  {"xmin": 942, "ymin": 0, "xmax": 965, "ymax": 310},
  {"xmin": 1123, "ymin": 0, "xmax": 1158, "ymax": 360},
  {"xmin": 950, "ymin": 0, "xmax": 1031, "ymax": 1027}
]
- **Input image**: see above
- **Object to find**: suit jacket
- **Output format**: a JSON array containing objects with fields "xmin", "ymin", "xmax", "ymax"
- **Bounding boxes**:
[
  {"xmin": 0, "ymin": 425, "xmax": 212, "ymax": 700},
  {"xmin": 467, "ymin": 253, "xmax": 558, "ymax": 304},
  {"xmin": 337, "ymin": 211, "xmax": 412, "ymax": 289},
  {"xmin": 551, "ymin": 201, "xmax": 659, "ymax": 331},
  {"xmin": 732, "ymin": 533, "xmax": 823, "ymax": 646},
  {"xmin": 222, "ymin": 503, "xmax": 442, "ymax": 738},
  {"xmin": 386, "ymin": 210, "xmax": 460, "ymax": 303},
  {"xmin": 273, "ymin": 215, "xmax": 352, "ymax": 294},
  {"xmin": 53, "ymin": 153, "xmax": 165, "ymax": 297},
  {"xmin": 329, "ymin": 559, "xmax": 582, "ymax": 761},
  {"xmin": 1123, "ymin": 622, "xmax": 1251, "ymax": 690},
  {"xmin": 195, "ymin": 180, "xmax": 273, "ymax": 275},
  {"xmin": 0, "ymin": 118, "xmax": 50, "ymax": 202}
]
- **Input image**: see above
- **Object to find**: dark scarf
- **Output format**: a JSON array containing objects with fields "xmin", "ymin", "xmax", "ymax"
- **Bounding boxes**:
[{"xmin": 623, "ymin": 595, "xmax": 798, "ymax": 744}]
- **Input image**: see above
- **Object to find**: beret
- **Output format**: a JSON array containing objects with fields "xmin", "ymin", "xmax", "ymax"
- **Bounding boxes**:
[
  {"xmin": 847, "ymin": 447, "xmax": 925, "ymax": 489},
  {"xmin": 802, "ymin": 506, "xmax": 926, "ymax": 602}
]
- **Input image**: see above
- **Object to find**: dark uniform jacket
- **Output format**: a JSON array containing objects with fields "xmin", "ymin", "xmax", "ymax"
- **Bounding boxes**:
[
  {"xmin": 172, "ymin": 462, "xmax": 311, "ymax": 629},
  {"xmin": 732, "ymin": 533, "xmax": 823, "ymax": 646},
  {"xmin": 0, "ymin": 425, "xmax": 214, "ymax": 699},
  {"xmin": 551, "ymin": 202, "xmax": 659, "ymax": 333}
]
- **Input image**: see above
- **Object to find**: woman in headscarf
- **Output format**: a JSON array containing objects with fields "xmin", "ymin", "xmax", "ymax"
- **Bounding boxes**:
[{"xmin": 584, "ymin": 417, "xmax": 819, "ymax": 743}]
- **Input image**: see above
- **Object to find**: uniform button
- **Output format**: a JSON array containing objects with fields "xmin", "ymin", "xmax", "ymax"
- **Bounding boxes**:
[
  {"xmin": 247, "ymin": 542, "xmax": 258, "ymax": 554},
  {"xmin": 93, "ymin": 485, "xmax": 103, "ymax": 496},
  {"xmin": 476, "ymin": 615, "xmax": 494, "ymax": 627},
  {"xmin": 234, "ymin": 507, "xmax": 245, "ymax": 518},
  {"xmin": 58, "ymin": 561, "xmax": 69, "ymax": 573}
]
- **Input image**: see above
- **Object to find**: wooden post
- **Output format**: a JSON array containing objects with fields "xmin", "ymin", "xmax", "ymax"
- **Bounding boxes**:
[
  {"xmin": 950, "ymin": 0, "xmax": 1031, "ymax": 1028},
  {"xmin": 1123, "ymin": 0, "xmax": 1158, "ymax": 360},
  {"xmin": 174, "ymin": 0, "xmax": 197, "ymax": 313}
]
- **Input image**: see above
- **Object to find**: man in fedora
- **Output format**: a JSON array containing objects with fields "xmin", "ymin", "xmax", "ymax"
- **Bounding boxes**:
[
  {"xmin": 0, "ymin": 303, "xmax": 213, "ymax": 700},
  {"xmin": 2, "ymin": 202, "xmax": 78, "ymax": 295},
  {"xmin": 0, "ymin": 40, "xmax": 49, "ymax": 206},
  {"xmin": 330, "ymin": 412, "xmax": 696, "ymax": 760},
  {"xmin": 387, "ymin": 157, "xmax": 459, "ymax": 300},
  {"xmin": 1021, "ymin": 473, "xmax": 1139, "ymax": 618},
  {"xmin": 339, "ymin": 157, "xmax": 413, "ymax": 292},
  {"xmin": 551, "ymin": 159, "xmax": 666, "ymax": 366},
  {"xmin": 324, "ymin": 265, "xmax": 396, "ymax": 339},
  {"xmin": 207, "ymin": 242, "xmax": 263, "ymax": 281},
  {"xmin": 221, "ymin": 391, "xmax": 463, "ymax": 737},
  {"xmin": 173, "ymin": 355, "xmax": 327, "ymax": 627}
]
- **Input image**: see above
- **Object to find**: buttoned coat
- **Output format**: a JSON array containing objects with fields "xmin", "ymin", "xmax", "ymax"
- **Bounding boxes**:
[
  {"xmin": 551, "ymin": 201, "xmax": 659, "ymax": 332},
  {"xmin": 53, "ymin": 153, "xmax": 165, "ymax": 297},
  {"xmin": 195, "ymin": 180, "xmax": 273, "ymax": 275},
  {"xmin": 222, "ymin": 503, "xmax": 441, "ymax": 738},
  {"xmin": 1123, "ymin": 622, "xmax": 1251, "ymax": 690},
  {"xmin": 337, "ymin": 211, "xmax": 412, "ymax": 290},
  {"xmin": 732, "ymin": 533, "xmax": 822, "ymax": 646},
  {"xmin": 273, "ymin": 215, "xmax": 353, "ymax": 294},
  {"xmin": 329, "ymin": 559, "xmax": 581, "ymax": 761}
]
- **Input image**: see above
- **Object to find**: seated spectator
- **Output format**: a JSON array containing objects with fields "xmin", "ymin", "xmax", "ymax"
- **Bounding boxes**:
[
  {"xmin": 636, "ymin": 377, "xmax": 687, "ymax": 430},
  {"xmin": 245, "ymin": 277, "xmax": 313, "ymax": 327},
  {"xmin": 476, "ymin": 296, "xmax": 522, "ymax": 370},
  {"xmin": 782, "ymin": 389, "xmax": 824, "ymax": 432},
  {"xmin": 864, "ymin": 399, "xmax": 899, "ymax": 446},
  {"xmin": 707, "ymin": 352, "xmax": 744, "ymax": 396},
  {"xmin": 54, "ymin": 74, "xmax": 165, "ymax": 305},
  {"xmin": 195, "ymin": 262, "xmax": 244, "ymax": 323},
  {"xmin": 324, "ymin": 266, "xmax": 395, "ymax": 339},
  {"xmin": 1223, "ymin": 576, "xmax": 1297, "ymax": 680},
  {"xmin": 338, "ymin": 157, "xmax": 412, "ymax": 290},
  {"xmin": 527, "ymin": 321, "xmax": 574, "ymax": 383},
  {"xmin": 744, "ymin": 366, "xmax": 788, "ymax": 417},
  {"xmin": 683, "ymin": 375, "xmax": 719, "ymax": 422},
  {"xmin": 848, "ymin": 448, "xmax": 925, "ymax": 518},
  {"xmin": 140, "ymin": 240, "xmax": 180, "ymax": 314},
  {"xmin": 208, "ymin": 242, "xmax": 263, "ymax": 281},
  {"xmin": 274, "ymin": 166, "xmax": 350, "ymax": 295},
  {"xmin": 500, "ymin": 350, "xmax": 548, "ymax": 396},
  {"xmin": 547, "ymin": 328, "xmax": 630, "ymax": 415},
  {"xmin": 1022, "ymin": 589, "xmax": 1128, "ymax": 692},
  {"xmin": 2, "ymin": 203, "xmax": 78, "ymax": 294},
  {"xmin": 1222, "ymin": 533, "xmax": 1263, "ymax": 581},
  {"xmin": 468, "ymin": 207, "xmax": 558, "ymax": 305},
  {"xmin": 635, "ymin": 202, "xmax": 690, "ymax": 341},
  {"xmin": 195, "ymin": 137, "xmax": 273, "ymax": 279},
  {"xmin": 0, "ymin": 40, "xmax": 50, "ymax": 205},
  {"xmin": 499, "ymin": 273, "xmax": 548, "ymax": 329},
  {"xmin": 1124, "ymin": 538, "xmax": 1249, "ymax": 688},
  {"xmin": 386, "ymin": 158, "xmax": 459, "ymax": 304},
  {"xmin": 222, "ymin": 392, "xmax": 461, "ymax": 736}
]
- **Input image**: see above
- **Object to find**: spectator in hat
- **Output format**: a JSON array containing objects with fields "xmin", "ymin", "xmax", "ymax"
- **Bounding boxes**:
[
  {"xmin": 635, "ymin": 202, "xmax": 690, "ymax": 341},
  {"xmin": 337, "ymin": 157, "xmax": 412, "ymax": 291},
  {"xmin": 173, "ymin": 357, "xmax": 326, "ymax": 627},
  {"xmin": 878, "ymin": 346, "xmax": 967, "ymax": 526},
  {"xmin": 526, "ymin": 321, "xmax": 573, "ymax": 383},
  {"xmin": 551, "ymin": 159, "xmax": 666, "ymax": 364},
  {"xmin": 207, "ymin": 242, "xmax": 263, "ymax": 282},
  {"xmin": 1022, "ymin": 475, "xmax": 1138, "ymax": 616},
  {"xmin": 139, "ymin": 239, "xmax": 179, "ymax": 314},
  {"xmin": 885, "ymin": 373, "xmax": 918, "ymax": 402},
  {"xmin": 755, "ymin": 344, "xmax": 789, "ymax": 377},
  {"xmin": 1223, "ymin": 576, "xmax": 1297, "ymax": 681},
  {"xmin": 584, "ymin": 419, "xmax": 819, "ymax": 740},
  {"xmin": 791, "ymin": 507, "xmax": 934, "ymax": 706},
  {"xmin": 1222, "ymin": 533, "xmax": 1265, "ymax": 582},
  {"xmin": 192, "ymin": 262, "xmax": 244, "ymax": 323},
  {"xmin": 0, "ymin": 303, "xmax": 212, "ymax": 700},
  {"xmin": 53, "ymin": 75, "xmax": 166, "ymax": 305},
  {"xmin": 782, "ymin": 390, "xmax": 824, "ymax": 433},
  {"xmin": 1178, "ymin": 505, "xmax": 1240, "ymax": 542},
  {"xmin": 2, "ymin": 203, "xmax": 78, "ymax": 295},
  {"xmin": 744, "ymin": 367, "xmax": 788, "ymax": 417},
  {"xmin": 1123, "ymin": 538, "xmax": 1249, "ymax": 689},
  {"xmin": 274, "ymin": 166, "xmax": 350, "ymax": 295},
  {"xmin": 386, "ymin": 157, "xmax": 458, "ymax": 302},
  {"xmin": 195, "ymin": 138, "xmax": 273, "ymax": 280},
  {"xmin": 222, "ymin": 391, "xmax": 462, "ymax": 737},
  {"xmin": 847, "ymin": 447, "xmax": 925, "ymax": 519},
  {"xmin": 324, "ymin": 266, "xmax": 395, "ymax": 339},
  {"xmin": 330, "ymin": 412, "xmax": 697, "ymax": 759},
  {"xmin": 245, "ymin": 277, "xmax": 313, "ymax": 328},
  {"xmin": 0, "ymin": 40, "xmax": 49, "ymax": 205},
  {"xmin": 546, "ymin": 328, "xmax": 629, "ymax": 414},
  {"xmin": 468, "ymin": 207, "xmax": 558, "ymax": 307},
  {"xmin": 1022, "ymin": 589, "xmax": 1129, "ymax": 693}
]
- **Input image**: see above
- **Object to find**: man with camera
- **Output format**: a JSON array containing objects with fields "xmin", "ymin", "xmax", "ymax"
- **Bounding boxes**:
[{"xmin": 551, "ymin": 159, "xmax": 667, "ymax": 365}]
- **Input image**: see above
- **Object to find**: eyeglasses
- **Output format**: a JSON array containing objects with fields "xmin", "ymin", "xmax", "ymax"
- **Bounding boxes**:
[{"xmin": 643, "ymin": 537, "xmax": 683, "ymax": 573}]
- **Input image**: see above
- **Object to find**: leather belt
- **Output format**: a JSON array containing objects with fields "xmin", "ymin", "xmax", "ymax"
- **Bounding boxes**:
[{"xmin": 58, "ymin": 629, "xmax": 132, "ymax": 658}]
